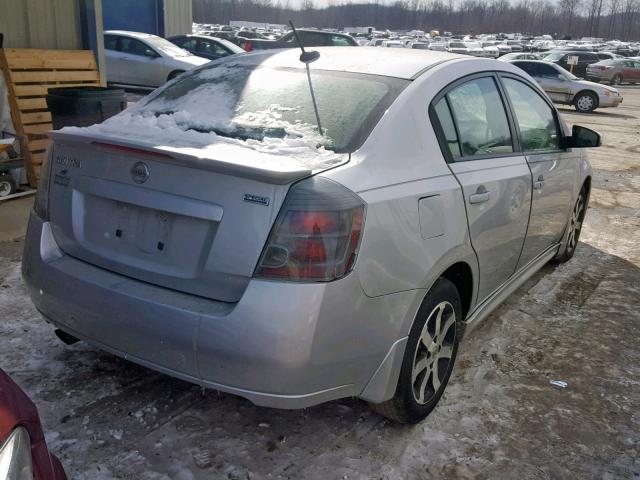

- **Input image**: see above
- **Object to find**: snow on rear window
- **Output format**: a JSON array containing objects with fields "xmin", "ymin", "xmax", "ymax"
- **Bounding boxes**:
[{"xmin": 65, "ymin": 62, "xmax": 407, "ymax": 171}]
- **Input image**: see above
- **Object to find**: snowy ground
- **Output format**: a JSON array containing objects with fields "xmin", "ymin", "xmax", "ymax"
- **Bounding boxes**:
[{"xmin": 1, "ymin": 87, "xmax": 639, "ymax": 479}]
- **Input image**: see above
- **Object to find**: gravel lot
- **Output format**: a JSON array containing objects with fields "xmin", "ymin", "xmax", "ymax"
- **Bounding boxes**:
[{"xmin": 1, "ymin": 86, "xmax": 639, "ymax": 480}]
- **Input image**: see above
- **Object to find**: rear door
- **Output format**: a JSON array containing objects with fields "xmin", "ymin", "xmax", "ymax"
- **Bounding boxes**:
[
  {"xmin": 118, "ymin": 37, "xmax": 165, "ymax": 87},
  {"xmin": 500, "ymin": 75, "xmax": 577, "ymax": 269},
  {"xmin": 535, "ymin": 63, "xmax": 572, "ymax": 103},
  {"xmin": 432, "ymin": 74, "xmax": 532, "ymax": 302}
]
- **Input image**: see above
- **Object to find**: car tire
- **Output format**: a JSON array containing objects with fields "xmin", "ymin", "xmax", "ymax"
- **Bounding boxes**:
[
  {"xmin": 554, "ymin": 186, "xmax": 587, "ymax": 263},
  {"xmin": 0, "ymin": 174, "xmax": 16, "ymax": 198},
  {"xmin": 610, "ymin": 74, "xmax": 622, "ymax": 85},
  {"xmin": 167, "ymin": 70, "xmax": 185, "ymax": 81},
  {"xmin": 369, "ymin": 278, "xmax": 461, "ymax": 424},
  {"xmin": 574, "ymin": 91, "xmax": 598, "ymax": 113}
]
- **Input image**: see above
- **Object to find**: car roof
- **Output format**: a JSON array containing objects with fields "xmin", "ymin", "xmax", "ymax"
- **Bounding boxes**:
[
  {"xmin": 104, "ymin": 30, "xmax": 160, "ymax": 40},
  {"xmin": 232, "ymin": 47, "xmax": 460, "ymax": 79}
]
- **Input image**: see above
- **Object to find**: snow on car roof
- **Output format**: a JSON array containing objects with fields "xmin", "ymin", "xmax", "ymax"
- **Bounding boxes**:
[
  {"xmin": 104, "ymin": 30, "xmax": 160, "ymax": 39},
  {"xmin": 231, "ymin": 47, "xmax": 461, "ymax": 80}
]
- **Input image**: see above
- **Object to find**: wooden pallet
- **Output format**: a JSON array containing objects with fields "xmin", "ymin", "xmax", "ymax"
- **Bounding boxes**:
[{"xmin": 0, "ymin": 48, "xmax": 102, "ymax": 187}]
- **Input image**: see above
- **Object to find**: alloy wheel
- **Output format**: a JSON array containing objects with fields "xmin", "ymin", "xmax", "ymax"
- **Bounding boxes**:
[
  {"xmin": 411, "ymin": 301, "xmax": 456, "ymax": 405},
  {"xmin": 566, "ymin": 193, "xmax": 585, "ymax": 253}
]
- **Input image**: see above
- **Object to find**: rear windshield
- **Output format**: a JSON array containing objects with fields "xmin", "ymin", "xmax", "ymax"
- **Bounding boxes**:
[{"xmin": 137, "ymin": 63, "xmax": 408, "ymax": 153}]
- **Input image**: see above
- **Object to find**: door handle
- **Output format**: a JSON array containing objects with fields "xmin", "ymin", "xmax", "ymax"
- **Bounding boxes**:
[
  {"xmin": 534, "ymin": 175, "xmax": 545, "ymax": 190},
  {"xmin": 469, "ymin": 190, "xmax": 491, "ymax": 204}
]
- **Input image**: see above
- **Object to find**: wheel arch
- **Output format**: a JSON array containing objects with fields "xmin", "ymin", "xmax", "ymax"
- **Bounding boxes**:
[
  {"xmin": 167, "ymin": 69, "xmax": 185, "ymax": 81},
  {"xmin": 574, "ymin": 89, "xmax": 599, "ymax": 109},
  {"xmin": 439, "ymin": 262, "xmax": 474, "ymax": 321}
]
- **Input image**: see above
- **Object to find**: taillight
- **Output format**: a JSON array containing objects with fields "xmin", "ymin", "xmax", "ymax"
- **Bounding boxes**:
[
  {"xmin": 255, "ymin": 176, "xmax": 365, "ymax": 282},
  {"xmin": 242, "ymin": 41, "xmax": 253, "ymax": 52},
  {"xmin": 33, "ymin": 145, "xmax": 54, "ymax": 220}
]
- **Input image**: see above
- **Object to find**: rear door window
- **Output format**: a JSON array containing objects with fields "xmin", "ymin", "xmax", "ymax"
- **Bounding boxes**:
[
  {"xmin": 537, "ymin": 64, "xmax": 563, "ymax": 79},
  {"xmin": 120, "ymin": 38, "xmax": 157, "ymax": 57},
  {"xmin": 104, "ymin": 34, "xmax": 119, "ymax": 51},
  {"xmin": 180, "ymin": 38, "xmax": 198, "ymax": 50},
  {"xmin": 513, "ymin": 62, "xmax": 537, "ymax": 76},
  {"xmin": 502, "ymin": 78, "xmax": 560, "ymax": 152},
  {"xmin": 331, "ymin": 35, "xmax": 352, "ymax": 46},
  {"xmin": 199, "ymin": 40, "xmax": 229, "ymax": 57},
  {"xmin": 444, "ymin": 76, "xmax": 514, "ymax": 158}
]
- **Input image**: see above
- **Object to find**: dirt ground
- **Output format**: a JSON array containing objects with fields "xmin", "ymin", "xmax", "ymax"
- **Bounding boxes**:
[{"xmin": 1, "ymin": 87, "xmax": 639, "ymax": 480}]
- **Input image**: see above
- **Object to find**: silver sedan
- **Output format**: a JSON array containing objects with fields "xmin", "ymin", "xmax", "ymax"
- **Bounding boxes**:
[
  {"xmin": 24, "ymin": 48, "xmax": 600, "ymax": 423},
  {"xmin": 104, "ymin": 30, "xmax": 209, "ymax": 88},
  {"xmin": 509, "ymin": 59, "xmax": 623, "ymax": 112}
]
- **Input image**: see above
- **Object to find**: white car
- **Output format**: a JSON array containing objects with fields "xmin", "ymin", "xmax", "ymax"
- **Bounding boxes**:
[
  {"xmin": 104, "ymin": 30, "xmax": 209, "ymax": 88},
  {"xmin": 510, "ymin": 60, "xmax": 623, "ymax": 112},
  {"xmin": 481, "ymin": 42, "xmax": 500, "ymax": 58}
]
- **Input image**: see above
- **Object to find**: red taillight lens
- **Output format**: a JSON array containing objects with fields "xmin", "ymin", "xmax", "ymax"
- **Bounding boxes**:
[
  {"xmin": 255, "ymin": 177, "xmax": 365, "ymax": 282},
  {"xmin": 242, "ymin": 41, "xmax": 253, "ymax": 52}
]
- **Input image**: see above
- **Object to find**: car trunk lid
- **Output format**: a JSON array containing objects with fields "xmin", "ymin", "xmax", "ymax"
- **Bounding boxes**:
[{"xmin": 47, "ymin": 130, "xmax": 347, "ymax": 302}]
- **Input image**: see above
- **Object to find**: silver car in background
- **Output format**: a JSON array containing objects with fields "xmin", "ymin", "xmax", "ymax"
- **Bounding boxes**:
[
  {"xmin": 24, "ymin": 48, "xmax": 600, "ymax": 424},
  {"xmin": 509, "ymin": 60, "xmax": 623, "ymax": 112},
  {"xmin": 586, "ymin": 58, "xmax": 640, "ymax": 85},
  {"xmin": 104, "ymin": 30, "xmax": 209, "ymax": 88}
]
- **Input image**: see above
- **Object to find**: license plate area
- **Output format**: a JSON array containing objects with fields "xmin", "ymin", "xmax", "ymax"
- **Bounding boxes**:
[{"xmin": 76, "ymin": 192, "xmax": 218, "ymax": 278}]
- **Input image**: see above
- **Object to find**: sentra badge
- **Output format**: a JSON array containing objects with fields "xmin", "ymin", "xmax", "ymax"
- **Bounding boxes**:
[{"xmin": 54, "ymin": 155, "xmax": 81, "ymax": 169}]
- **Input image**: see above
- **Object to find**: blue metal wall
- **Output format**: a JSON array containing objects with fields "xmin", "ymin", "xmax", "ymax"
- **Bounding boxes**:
[{"xmin": 102, "ymin": 0, "xmax": 165, "ymax": 36}]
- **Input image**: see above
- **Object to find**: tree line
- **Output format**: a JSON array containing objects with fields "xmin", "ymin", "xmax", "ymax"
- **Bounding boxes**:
[{"xmin": 193, "ymin": 0, "xmax": 640, "ymax": 41}]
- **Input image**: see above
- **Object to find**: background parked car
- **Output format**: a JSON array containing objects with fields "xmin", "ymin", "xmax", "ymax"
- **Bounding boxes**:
[
  {"xmin": 239, "ymin": 29, "xmax": 357, "ymax": 51},
  {"xmin": 596, "ymin": 51, "xmax": 624, "ymax": 61},
  {"xmin": 0, "ymin": 369, "xmax": 67, "ymax": 479},
  {"xmin": 168, "ymin": 34, "xmax": 244, "ymax": 61},
  {"xmin": 542, "ymin": 50, "xmax": 600, "ymax": 77},
  {"xmin": 104, "ymin": 31, "xmax": 209, "ymax": 88},
  {"xmin": 499, "ymin": 52, "xmax": 541, "ymax": 61},
  {"xmin": 586, "ymin": 59, "xmax": 640, "ymax": 85},
  {"xmin": 510, "ymin": 60, "xmax": 622, "ymax": 112}
]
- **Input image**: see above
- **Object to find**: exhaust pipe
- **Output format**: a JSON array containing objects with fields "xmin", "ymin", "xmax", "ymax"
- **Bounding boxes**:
[{"xmin": 54, "ymin": 329, "xmax": 80, "ymax": 345}]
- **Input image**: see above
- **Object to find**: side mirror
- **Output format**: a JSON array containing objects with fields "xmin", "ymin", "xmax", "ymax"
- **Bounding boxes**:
[{"xmin": 564, "ymin": 125, "xmax": 602, "ymax": 148}]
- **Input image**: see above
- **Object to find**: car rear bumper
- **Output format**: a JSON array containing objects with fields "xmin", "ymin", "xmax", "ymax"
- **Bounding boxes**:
[{"xmin": 22, "ymin": 212, "xmax": 419, "ymax": 408}]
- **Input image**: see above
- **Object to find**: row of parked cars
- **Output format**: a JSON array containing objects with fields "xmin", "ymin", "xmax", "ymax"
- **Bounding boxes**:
[{"xmin": 102, "ymin": 29, "xmax": 634, "ymax": 113}]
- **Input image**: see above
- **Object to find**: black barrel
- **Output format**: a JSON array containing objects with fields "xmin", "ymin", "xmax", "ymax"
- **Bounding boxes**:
[{"xmin": 46, "ymin": 86, "xmax": 127, "ymax": 130}]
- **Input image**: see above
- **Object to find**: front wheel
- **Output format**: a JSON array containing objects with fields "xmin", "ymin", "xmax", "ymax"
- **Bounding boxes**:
[
  {"xmin": 610, "ymin": 74, "xmax": 622, "ymax": 85},
  {"xmin": 555, "ymin": 187, "xmax": 587, "ymax": 263},
  {"xmin": 370, "ymin": 278, "xmax": 461, "ymax": 424},
  {"xmin": 574, "ymin": 92, "xmax": 598, "ymax": 113}
]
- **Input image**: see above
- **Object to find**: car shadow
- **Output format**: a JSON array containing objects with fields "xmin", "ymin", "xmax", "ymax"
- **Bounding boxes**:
[
  {"xmin": 7, "ymin": 239, "xmax": 640, "ymax": 478},
  {"xmin": 557, "ymin": 107, "xmax": 636, "ymax": 119}
]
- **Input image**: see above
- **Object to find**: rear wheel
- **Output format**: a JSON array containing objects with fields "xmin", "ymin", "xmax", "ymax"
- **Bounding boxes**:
[
  {"xmin": 555, "ymin": 187, "xmax": 587, "ymax": 263},
  {"xmin": 370, "ymin": 278, "xmax": 461, "ymax": 424},
  {"xmin": 610, "ymin": 74, "xmax": 623, "ymax": 85},
  {"xmin": 0, "ymin": 174, "xmax": 16, "ymax": 197},
  {"xmin": 574, "ymin": 91, "xmax": 598, "ymax": 113}
]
